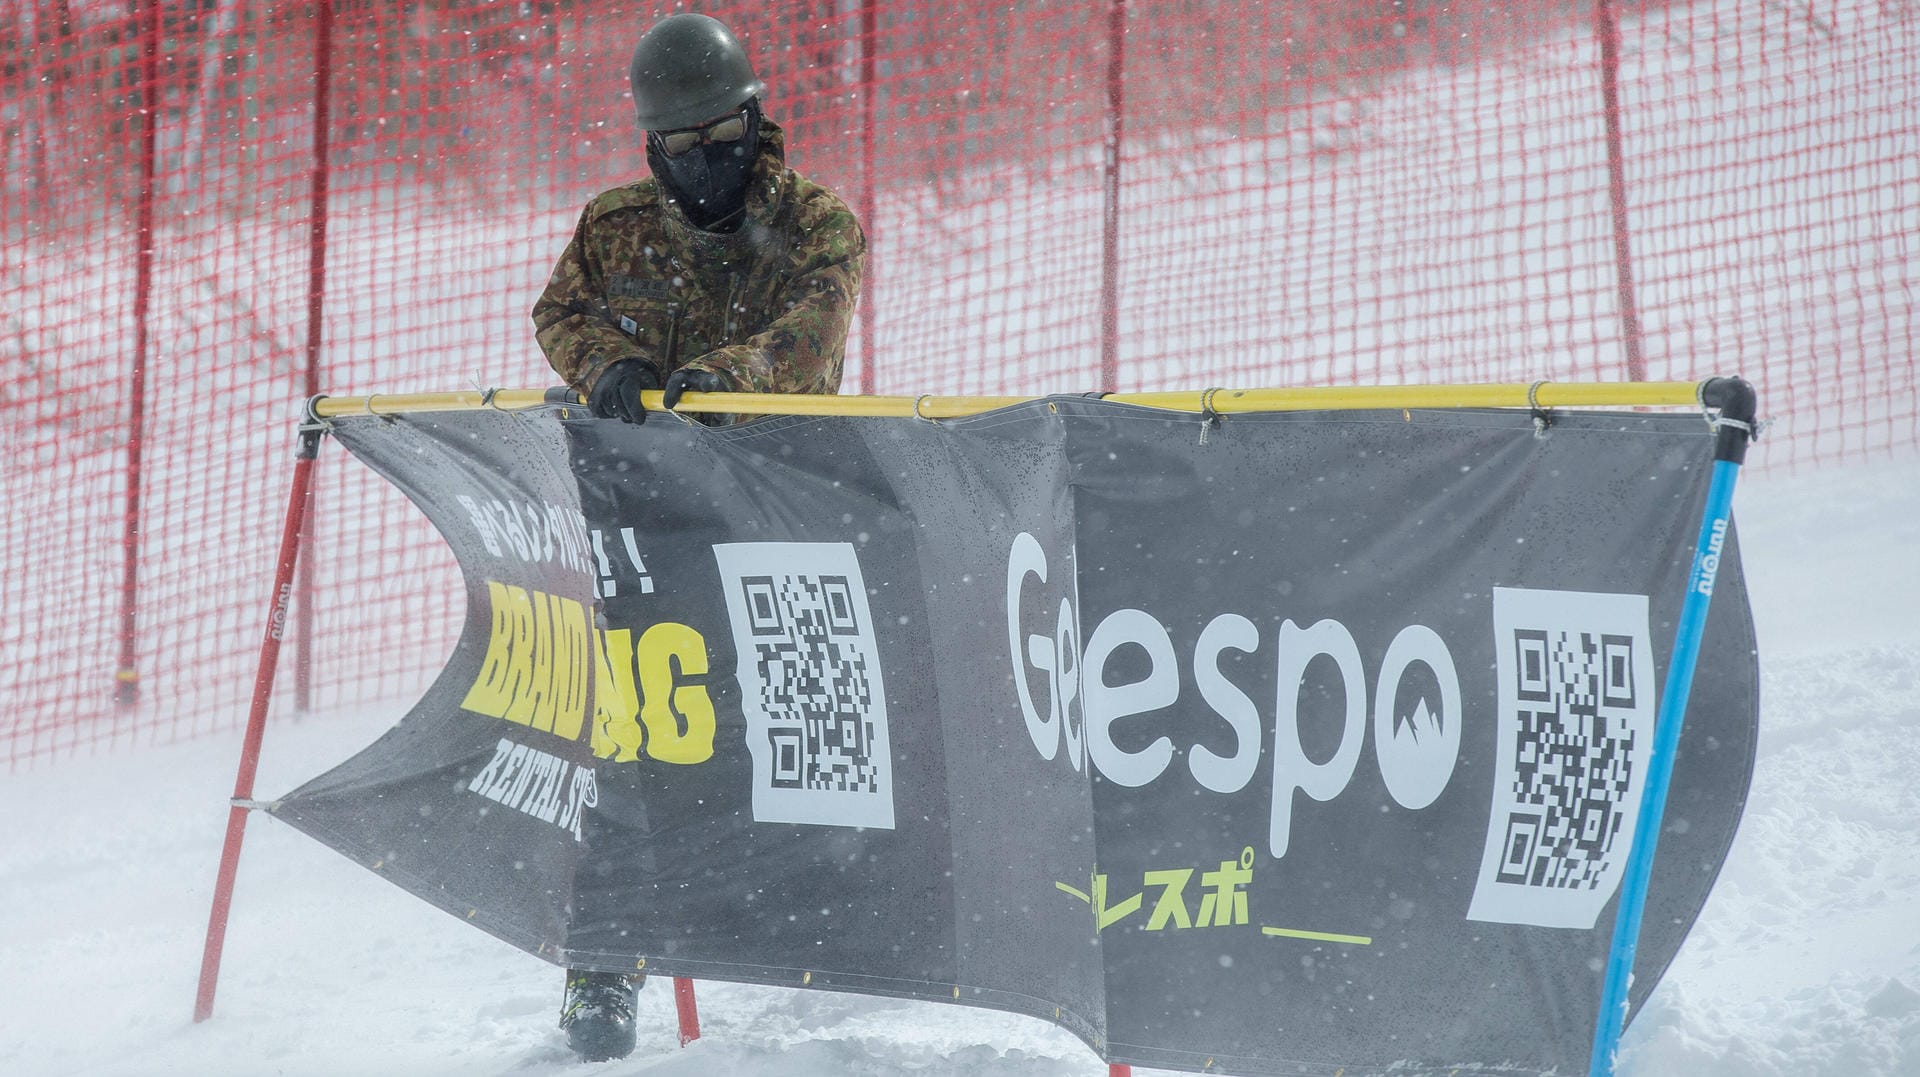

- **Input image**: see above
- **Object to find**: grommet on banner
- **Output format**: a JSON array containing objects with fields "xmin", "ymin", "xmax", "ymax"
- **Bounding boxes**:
[
  {"xmin": 1528, "ymin": 380, "xmax": 1553, "ymax": 439},
  {"xmin": 1198, "ymin": 387, "xmax": 1223, "ymax": 446},
  {"xmin": 912, "ymin": 394, "xmax": 938, "ymax": 423}
]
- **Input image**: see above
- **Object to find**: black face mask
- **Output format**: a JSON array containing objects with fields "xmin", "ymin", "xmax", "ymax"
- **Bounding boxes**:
[{"xmin": 647, "ymin": 106, "xmax": 761, "ymax": 233}]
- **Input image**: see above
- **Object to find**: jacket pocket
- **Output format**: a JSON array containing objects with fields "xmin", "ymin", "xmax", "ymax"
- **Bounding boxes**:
[{"xmin": 605, "ymin": 296, "xmax": 682, "ymax": 367}]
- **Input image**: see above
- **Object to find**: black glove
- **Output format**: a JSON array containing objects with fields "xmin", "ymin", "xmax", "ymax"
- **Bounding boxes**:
[
  {"xmin": 661, "ymin": 367, "xmax": 733, "ymax": 413},
  {"xmin": 586, "ymin": 359, "xmax": 663, "ymax": 423}
]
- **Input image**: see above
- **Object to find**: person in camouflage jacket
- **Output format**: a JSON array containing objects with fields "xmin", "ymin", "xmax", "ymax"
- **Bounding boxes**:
[
  {"xmin": 532, "ymin": 14, "xmax": 864, "ymax": 426},
  {"xmin": 538, "ymin": 13, "xmax": 866, "ymax": 1065}
]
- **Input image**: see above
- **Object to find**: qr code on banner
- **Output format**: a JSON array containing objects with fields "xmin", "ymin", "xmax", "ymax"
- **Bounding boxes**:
[
  {"xmin": 712, "ymin": 542, "xmax": 894, "ymax": 830},
  {"xmin": 1467, "ymin": 587, "xmax": 1654, "ymax": 929}
]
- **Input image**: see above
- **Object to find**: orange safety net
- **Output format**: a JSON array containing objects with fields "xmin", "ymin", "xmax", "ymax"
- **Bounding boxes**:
[{"xmin": 2, "ymin": 0, "xmax": 1914, "ymax": 765}]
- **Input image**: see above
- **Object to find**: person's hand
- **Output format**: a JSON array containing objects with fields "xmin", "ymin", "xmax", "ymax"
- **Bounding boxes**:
[
  {"xmin": 587, "ymin": 359, "xmax": 664, "ymax": 423},
  {"xmin": 661, "ymin": 367, "xmax": 733, "ymax": 412}
]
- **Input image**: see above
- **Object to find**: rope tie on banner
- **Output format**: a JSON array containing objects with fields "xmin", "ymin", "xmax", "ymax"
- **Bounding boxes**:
[
  {"xmin": 912, "ymin": 394, "xmax": 938, "ymax": 424},
  {"xmin": 1528, "ymin": 380, "xmax": 1553, "ymax": 439},
  {"xmin": 1061, "ymin": 391, "xmax": 1109, "ymax": 417},
  {"xmin": 1198, "ymin": 387, "xmax": 1223, "ymax": 445},
  {"xmin": 466, "ymin": 378, "xmax": 502, "ymax": 410}
]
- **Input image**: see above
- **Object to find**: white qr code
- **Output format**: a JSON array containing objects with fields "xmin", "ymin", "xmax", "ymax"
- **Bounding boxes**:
[
  {"xmin": 712, "ymin": 542, "xmax": 894, "ymax": 830},
  {"xmin": 1467, "ymin": 587, "xmax": 1654, "ymax": 929}
]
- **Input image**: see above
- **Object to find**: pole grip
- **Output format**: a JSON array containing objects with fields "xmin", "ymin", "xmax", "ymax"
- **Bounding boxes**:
[{"xmin": 1697, "ymin": 376, "xmax": 1758, "ymax": 464}]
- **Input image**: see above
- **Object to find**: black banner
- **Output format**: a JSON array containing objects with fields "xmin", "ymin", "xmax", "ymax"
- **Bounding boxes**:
[{"xmin": 275, "ymin": 399, "xmax": 1758, "ymax": 1075}]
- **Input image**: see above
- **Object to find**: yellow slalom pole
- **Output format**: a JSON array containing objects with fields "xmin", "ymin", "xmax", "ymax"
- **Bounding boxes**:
[
  {"xmin": 307, "ymin": 381, "xmax": 1709, "ymax": 421},
  {"xmin": 310, "ymin": 388, "xmax": 571, "ymax": 417}
]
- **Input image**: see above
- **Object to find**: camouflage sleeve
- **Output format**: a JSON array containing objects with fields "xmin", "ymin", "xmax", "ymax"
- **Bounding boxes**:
[
  {"xmin": 683, "ymin": 214, "xmax": 865, "ymax": 396},
  {"xmin": 530, "ymin": 205, "xmax": 649, "ymax": 395}
]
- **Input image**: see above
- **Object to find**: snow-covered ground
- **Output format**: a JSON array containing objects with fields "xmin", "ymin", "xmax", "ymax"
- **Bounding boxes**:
[{"xmin": 1, "ymin": 448, "xmax": 1915, "ymax": 1077}]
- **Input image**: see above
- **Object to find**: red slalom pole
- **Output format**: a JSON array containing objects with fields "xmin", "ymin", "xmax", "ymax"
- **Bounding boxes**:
[
  {"xmin": 114, "ymin": 0, "xmax": 162, "ymax": 707},
  {"xmin": 194, "ymin": 418, "xmax": 326, "ymax": 1022},
  {"xmin": 673, "ymin": 976, "xmax": 701, "ymax": 1045},
  {"xmin": 293, "ymin": 0, "xmax": 334, "ymax": 713},
  {"xmin": 1097, "ymin": 0, "xmax": 1127, "ymax": 394}
]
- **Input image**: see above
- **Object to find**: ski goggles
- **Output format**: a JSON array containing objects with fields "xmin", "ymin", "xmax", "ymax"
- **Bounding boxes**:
[{"xmin": 657, "ymin": 112, "xmax": 750, "ymax": 157}]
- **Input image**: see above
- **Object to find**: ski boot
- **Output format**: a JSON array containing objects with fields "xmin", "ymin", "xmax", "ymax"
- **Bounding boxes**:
[{"xmin": 560, "ymin": 968, "xmax": 644, "ymax": 1062}]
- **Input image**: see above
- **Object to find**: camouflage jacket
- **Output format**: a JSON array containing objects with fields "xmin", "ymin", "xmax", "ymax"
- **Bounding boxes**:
[{"xmin": 532, "ymin": 119, "xmax": 865, "ymax": 401}]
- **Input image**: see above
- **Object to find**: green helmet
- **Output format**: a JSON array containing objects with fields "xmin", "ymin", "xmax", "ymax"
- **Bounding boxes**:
[{"xmin": 628, "ymin": 14, "xmax": 766, "ymax": 132}]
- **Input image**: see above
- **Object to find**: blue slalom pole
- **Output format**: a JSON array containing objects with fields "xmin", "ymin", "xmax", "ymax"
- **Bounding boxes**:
[{"xmin": 1588, "ymin": 378, "xmax": 1756, "ymax": 1077}]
